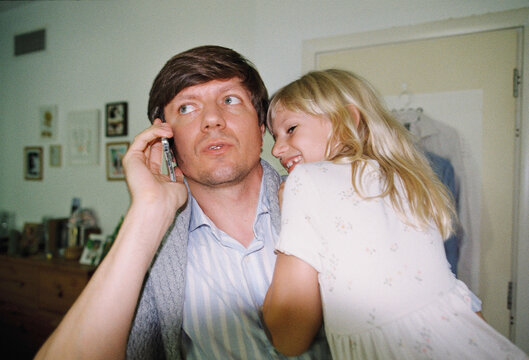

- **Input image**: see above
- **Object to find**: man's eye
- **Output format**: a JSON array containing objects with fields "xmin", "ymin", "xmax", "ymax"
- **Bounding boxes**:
[
  {"xmin": 224, "ymin": 96, "xmax": 241, "ymax": 105},
  {"xmin": 179, "ymin": 104, "xmax": 195, "ymax": 114},
  {"xmin": 287, "ymin": 125, "xmax": 297, "ymax": 134}
]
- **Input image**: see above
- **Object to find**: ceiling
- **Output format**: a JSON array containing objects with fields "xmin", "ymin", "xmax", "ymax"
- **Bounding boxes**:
[
  {"xmin": 0, "ymin": 1, "xmax": 33, "ymax": 13},
  {"xmin": 1, "ymin": 1, "xmax": 59, "ymax": 14}
]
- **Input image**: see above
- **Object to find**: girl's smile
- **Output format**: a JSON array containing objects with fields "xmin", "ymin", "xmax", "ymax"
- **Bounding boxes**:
[{"xmin": 271, "ymin": 108, "xmax": 332, "ymax": 173}]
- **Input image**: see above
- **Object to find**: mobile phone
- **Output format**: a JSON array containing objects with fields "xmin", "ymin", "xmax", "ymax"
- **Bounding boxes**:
[
  {"xmin": 161, "ymin": 137, "xmax": 177, "ymax": 182},
  {"xmin": 158, "ymin": 110, "xmax": 177, "ymax": 182}
]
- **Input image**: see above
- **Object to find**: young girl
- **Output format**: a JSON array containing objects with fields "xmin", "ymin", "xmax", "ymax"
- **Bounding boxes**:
[{"xmin": 262, "ymin": 69, "xmax": 527, "ymax": 359}]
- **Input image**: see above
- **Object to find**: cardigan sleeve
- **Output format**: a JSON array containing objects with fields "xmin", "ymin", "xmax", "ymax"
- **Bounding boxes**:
[{"xmin": 126, "ymin": 275, "xmax": 166, "ymax": 360}]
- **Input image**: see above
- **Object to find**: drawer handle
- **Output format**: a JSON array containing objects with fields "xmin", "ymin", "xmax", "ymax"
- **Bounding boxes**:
[{"xmin": 55, "ymin": 284, "xmax": 64, "ymax": 298}]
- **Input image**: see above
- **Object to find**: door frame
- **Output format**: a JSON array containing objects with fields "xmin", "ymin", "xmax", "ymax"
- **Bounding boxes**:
[{"xmin": 302, "ymin": 8, "xmax": 529, "ymax": 350}]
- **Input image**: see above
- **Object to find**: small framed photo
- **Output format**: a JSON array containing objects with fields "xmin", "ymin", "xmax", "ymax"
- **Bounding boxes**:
[
  {"xmin": 106, "ymin": 141, "xmax": 129, "ymax": 180},
  {"xmin": 24, "ymin": 146, "xmax": 43, "ymax": 180},
  {"xmin": 49, "ymin": 144, "xmax": 62, "ymax": 167},
  {"xmin": 79, "ymin": 234, "xmax": 106, "ymax": 266},
  {"xmin": 39, "ymin": 105, "xmax": 58, "ymax": 140},
  {"xmin": 105, "ymin": 102, "xmax": 128, "ymax": 137},
  {"xmin": 21, "ymin": 222, "xmax": 44, "ymax": 256}
]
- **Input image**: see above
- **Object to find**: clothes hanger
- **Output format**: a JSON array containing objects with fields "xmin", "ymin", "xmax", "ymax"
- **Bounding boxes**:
[
  {"xmin": 397, "ymin": 83, "xmax": 412, "ymax": 111},
  {"xmin": 392, "ymin": 83, "xmax": 422, "ymax": 127}
]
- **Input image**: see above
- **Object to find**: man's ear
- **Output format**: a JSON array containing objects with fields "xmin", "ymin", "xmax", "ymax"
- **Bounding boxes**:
[
  {"xmin": 259, "ymin": 124, "xmax": 266, "ymax": 148},
  {"xmin": 346, "ymin": 104, "xmax": 361, "ymax": 128}
]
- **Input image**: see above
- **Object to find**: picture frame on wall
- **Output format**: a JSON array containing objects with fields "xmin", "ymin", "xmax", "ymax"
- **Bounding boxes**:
[
  {"xmin": 49, "ymin": 144, "xmax": 62, "ymax": 167},
  {"xmin": 24, "ymin": 146, "xmax": 43, "ymax": 180},
  {"xmin": 105, "ymin": 102, "xmax": 128, "ymax": 137},
  {"xmin": 106, "ymin": 141, "xmax": 129, "ymax": 180},
  {"xmin": 67, "ymin": 109, "xmax": 100, "ymax": 165},
  {"xmin": 39, "ymin": 105, "xmax": 58, "ymax": 140}
]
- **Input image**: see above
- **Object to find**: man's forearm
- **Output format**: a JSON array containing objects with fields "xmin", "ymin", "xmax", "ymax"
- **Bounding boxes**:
[{"xmin": 35, "ymin": 204, "xmax": 173, "ymax": 360}]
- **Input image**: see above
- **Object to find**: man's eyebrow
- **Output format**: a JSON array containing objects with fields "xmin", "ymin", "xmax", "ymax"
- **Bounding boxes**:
[
  {"xmin": 173, "ymin": 93, "xmax": 200, "ymax": 102},
  {"xmin": 174, "ymin": 84, "xmax": 247, "ymax": 101},
  {"xmin": 219, "ymin": 85, "xmax": 247, "ymax": 94}
]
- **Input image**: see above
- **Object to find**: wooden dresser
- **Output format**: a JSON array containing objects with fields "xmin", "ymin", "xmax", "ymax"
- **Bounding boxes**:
[{"xmin": 0, "ymin": 255, "xmax": 95, "ymax": 359}]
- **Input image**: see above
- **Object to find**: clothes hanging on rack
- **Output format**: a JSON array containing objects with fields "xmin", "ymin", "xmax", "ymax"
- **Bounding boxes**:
[
  {"xmin": 391, "ymin": 107, "xmax": 423, "ymax": 130},
  {"xmin": 425, "ymin": 151, "xmax": 460, "ymax": 276},
  {"xmin": 395, "ymin": 111, "xmax": 479, "ymax": 293}
]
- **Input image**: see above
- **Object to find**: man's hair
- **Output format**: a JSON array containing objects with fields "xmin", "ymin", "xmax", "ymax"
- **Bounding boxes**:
[{"xmin": 148, "ymin": 45, "xmax": 268, "ymax": 126}]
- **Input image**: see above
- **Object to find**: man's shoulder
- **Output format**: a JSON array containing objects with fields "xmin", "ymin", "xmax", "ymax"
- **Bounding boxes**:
[
  {"xmin": 148, "ymin": 202, "xmax": 191, "ymax": 273},
  {"xmin": 260, "ymin": 158, "xmax": 281, "ymax": 188}
]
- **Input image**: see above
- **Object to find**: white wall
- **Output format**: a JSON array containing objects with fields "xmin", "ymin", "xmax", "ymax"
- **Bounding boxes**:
[{"xmin": 1, "ymin": 0, "xmax": 527, "ymax": 236}]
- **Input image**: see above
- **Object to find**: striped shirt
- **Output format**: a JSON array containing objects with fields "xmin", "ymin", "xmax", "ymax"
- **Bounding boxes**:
[{"xmin": 182, "ymin": 176, "xmax": 330, "ymax": 359}]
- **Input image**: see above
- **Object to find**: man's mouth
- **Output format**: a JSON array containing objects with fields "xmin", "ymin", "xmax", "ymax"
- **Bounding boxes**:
[{"xmin": 209, "ymin": 144, "xmax": 223, "ymax": 150}]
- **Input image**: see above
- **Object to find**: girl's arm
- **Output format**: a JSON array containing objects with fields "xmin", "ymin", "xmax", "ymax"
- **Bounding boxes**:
[{"xmin": 262, "ymin": 253, "xmax": 323, "ymax": 356}]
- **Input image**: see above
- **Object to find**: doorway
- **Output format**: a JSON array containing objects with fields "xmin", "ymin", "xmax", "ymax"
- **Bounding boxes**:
[{"xmin": 302, "ymin": 9, "xmax": 529, "ymax": 350}]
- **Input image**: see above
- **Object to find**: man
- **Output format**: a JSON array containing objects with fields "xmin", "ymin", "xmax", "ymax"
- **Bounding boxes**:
[{"xmin": 35, "ymin": 45, "xmax": 330, "ymax": 359}]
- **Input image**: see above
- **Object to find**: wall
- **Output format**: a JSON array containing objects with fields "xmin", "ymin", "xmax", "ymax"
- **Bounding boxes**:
[{"xmin": 1, "ymin": 0, "xmax": 527, "ymax": 237}]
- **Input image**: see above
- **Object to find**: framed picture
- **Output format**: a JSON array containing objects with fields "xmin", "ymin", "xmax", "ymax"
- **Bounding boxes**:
[
  {"xmin": 79, "ymin": 234, "xmax": 106, "ymax": 266},
  {"xmin": 24, "ymin": 146, "xmax": 43, "ymax": 180},
  {"xmin": 106, "ymin": 141, "xmax": 129, "ymax": 180},
  {"xmin": 105, "ymin": 102, "xmax": 128, "ymax": 137},
  {"xmin": 21, "ymin": 222, "xmax": 44, "ymax": 256},
  {"xmin": 39, "ymin": 105, "xmax": 58, "ymax": 140},
  {"xmin": 67, "ymin": 109, "xmax": 100, "ymax": 165},
  {"xmin": 49, "ymin": 144, "xmax": 62, "ymax": 167}
]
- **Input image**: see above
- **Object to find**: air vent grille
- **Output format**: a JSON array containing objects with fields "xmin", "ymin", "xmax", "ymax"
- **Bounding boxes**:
[{"xmin": 14, "ymin": 29, "xmax": 45, "ymax": 56}]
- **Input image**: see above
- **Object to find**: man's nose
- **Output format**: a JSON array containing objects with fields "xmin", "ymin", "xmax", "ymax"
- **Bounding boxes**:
[{"xmin": 201, "ymin": 105, "xmax": 226, "ymax": 131}]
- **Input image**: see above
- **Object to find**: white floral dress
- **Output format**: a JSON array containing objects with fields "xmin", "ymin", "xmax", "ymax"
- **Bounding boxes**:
[{"xmin": 276, "ymin": 161, "xmax": 527, "ymax": 360}]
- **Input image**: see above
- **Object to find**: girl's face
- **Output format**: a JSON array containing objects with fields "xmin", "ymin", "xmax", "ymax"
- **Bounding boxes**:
[{"xmin": 271, "ymin": 108, "xmax": 333, "ymax": 173}]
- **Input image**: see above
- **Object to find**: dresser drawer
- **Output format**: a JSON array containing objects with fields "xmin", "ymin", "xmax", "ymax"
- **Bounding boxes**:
[
  {"xmin": 0, "ymin": 255, "xmax": 95, "ymax": 359},
  {"xmin": 0, "ymin": 262, "xmax": 38, "ymax": 308},
  {"xmin": 38, "ymin": 269, "xmax": 89, "ymax": 314}
]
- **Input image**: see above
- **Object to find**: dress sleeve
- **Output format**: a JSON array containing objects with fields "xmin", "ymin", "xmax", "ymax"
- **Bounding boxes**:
[{"xmin": 275, "ymin": 166, "xmax": 324, "ymax": 273}]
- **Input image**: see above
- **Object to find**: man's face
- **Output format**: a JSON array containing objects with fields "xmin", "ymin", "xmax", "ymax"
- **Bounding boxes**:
[{"xmin": 164, "ymin": 78, "xmax": 265, "ymax": 188}]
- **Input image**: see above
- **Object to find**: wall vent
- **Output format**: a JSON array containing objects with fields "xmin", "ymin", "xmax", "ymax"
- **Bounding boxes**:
[{"xmin": 14, "ymin": 29, "xmax": 46, "ymax": 56}]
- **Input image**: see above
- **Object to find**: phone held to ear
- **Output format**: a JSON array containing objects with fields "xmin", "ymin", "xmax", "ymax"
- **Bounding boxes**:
[
  {"xmin": 161, "ymin": 137, "xmax": 177, "ymax": 182},
  {"xmin": 157, "ymin": 109, "xmax": 177, "ymax": 182}
]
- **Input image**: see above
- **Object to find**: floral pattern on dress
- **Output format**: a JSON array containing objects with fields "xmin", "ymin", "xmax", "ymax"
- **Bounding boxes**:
[
  {"xmin": 414, "ymin": 327, "xmax": 434, "ymax": 358},
  {"xmin": 334, "ymin": 216, "xmax": 352, "ymax": 234},
  {"xmin": 276, "ymin": 162, "xmax": 528, "ymax": 360}
]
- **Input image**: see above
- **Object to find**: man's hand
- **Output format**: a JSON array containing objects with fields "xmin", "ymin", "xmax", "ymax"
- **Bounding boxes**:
[{"xmin": 123, "ymin": 119, "xmax": 187, "ymax": 218}]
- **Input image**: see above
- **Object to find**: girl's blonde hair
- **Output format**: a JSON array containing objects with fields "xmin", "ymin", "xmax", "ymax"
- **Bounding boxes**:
[{"xmin": 267, "ymin": 69, "xmax": 455, "ymax": 239}]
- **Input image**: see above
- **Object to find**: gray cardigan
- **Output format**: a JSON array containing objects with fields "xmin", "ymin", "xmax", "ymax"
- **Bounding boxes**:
[{"xmin": 126, "ymin": 160, "xmax": 282, "ymax": 359}]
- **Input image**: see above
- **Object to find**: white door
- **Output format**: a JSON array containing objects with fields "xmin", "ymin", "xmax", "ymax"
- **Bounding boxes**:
[{"xmin": 314, "ymin": 28, "xmax": 519, "ymax": 338}]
